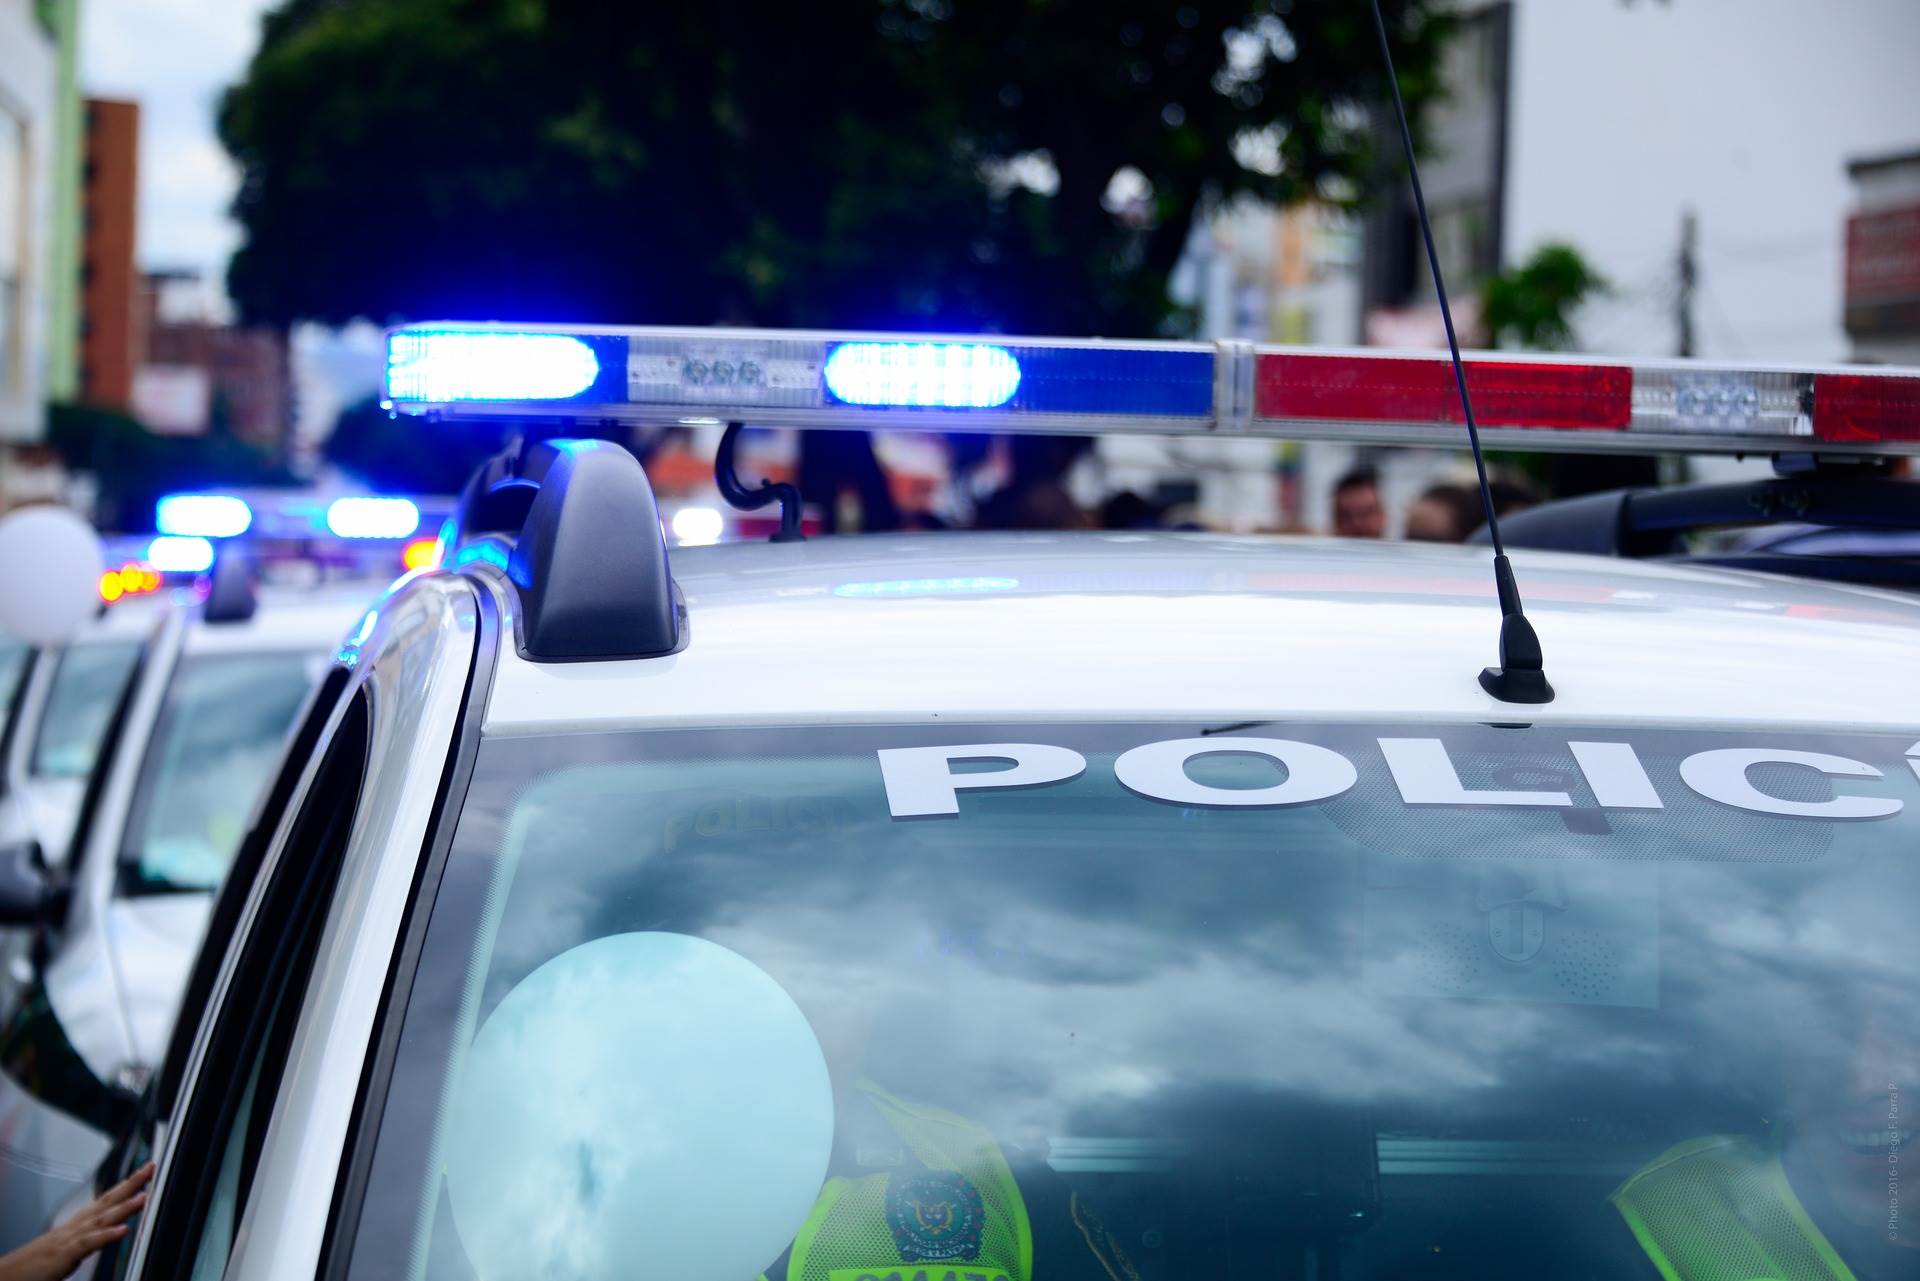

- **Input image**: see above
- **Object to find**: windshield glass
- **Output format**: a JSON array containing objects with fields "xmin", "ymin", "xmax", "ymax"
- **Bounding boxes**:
[
  {"xmin": 30, "ymin": 641, "xmax": 142, "ymax": 779},
  {"xmin": 347, "ymin": 722, "xmax": 1920, "ymax": 1281},
  {"xmin": 119, "ymin": 651, "xmax": 317, "ymax": 893}
]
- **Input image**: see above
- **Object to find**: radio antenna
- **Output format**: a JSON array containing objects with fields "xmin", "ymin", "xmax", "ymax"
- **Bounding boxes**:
[{"xmin": 1367, "ymin": 0, "xmax": 1552, "ymax": 704}]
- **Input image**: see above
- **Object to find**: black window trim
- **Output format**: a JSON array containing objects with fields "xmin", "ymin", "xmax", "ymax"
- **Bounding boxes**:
[{"xmin": 135, "ymin": 693, "xmax": 372, "ymax": 1277}]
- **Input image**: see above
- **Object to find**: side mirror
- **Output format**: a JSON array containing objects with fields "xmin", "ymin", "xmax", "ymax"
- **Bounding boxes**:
[{"xmin": 0, "ymin": 841, "xmax": 56, "ymax": 926}]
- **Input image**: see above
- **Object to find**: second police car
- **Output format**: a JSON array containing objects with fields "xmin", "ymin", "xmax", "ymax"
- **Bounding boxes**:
[
  {"xmin": 93, "ymin": 326, "xmax": 1920, "ymax": 1281},
  {"xmin": 0, "ymin": 561, "xmax": 372, "ymax": 1245}
]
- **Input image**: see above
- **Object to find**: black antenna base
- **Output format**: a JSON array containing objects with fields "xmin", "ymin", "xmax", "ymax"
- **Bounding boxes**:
[
  {"xmin": 1479, "ymin": 617, "xmax": 1555, "ymax": 703},
  {"xmin": 1479, "ymin": 556, "xmax": 1553, "ymax": 703},
  {"xmin": 716, "ymin": 422, "xmax": 804, "ymax": 543}
]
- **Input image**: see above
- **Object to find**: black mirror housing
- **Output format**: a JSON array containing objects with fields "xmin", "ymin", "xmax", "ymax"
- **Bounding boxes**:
[{"xmin": 0, "ymin": 840, "xmax": 55, "ymax": 926}]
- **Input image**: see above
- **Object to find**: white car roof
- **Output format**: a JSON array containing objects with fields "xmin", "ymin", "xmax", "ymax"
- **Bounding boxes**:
[
  {"xmin": 481, "ymin": 533, "xmax": 1920, "ymax": 736},
  {"xmin": 183, "ymin": 580, "xmax": 380, "ymax": 656}
]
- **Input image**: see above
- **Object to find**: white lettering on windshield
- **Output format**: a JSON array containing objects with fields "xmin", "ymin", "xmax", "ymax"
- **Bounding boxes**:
[
  {"xmin": 1380, "ymin": 738, "xmax": 1573, "ymax": 807},
  {"xmin": 876, "ymin": 743, "xmax": 1087, "ymax": 818},
  {"xmin": 1678, "ymin": 748, "xmax": 1903, "ymax": 820},
  {"xmin": 875, "ymin": 736, "xmax": 1907, "ymax": 821},
  {"xmin": 1113, "ymin": 737, "xmax": 1358, "ymax": 808}
]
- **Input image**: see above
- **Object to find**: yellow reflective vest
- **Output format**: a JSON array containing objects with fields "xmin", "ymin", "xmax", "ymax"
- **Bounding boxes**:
[
  {"xmin": 782, "ymin": 1080, "xmax": 1035, "ymax": 1281},
  {"xmin": 1611, "ymin": 1135, "xmax": 1857, "ymax": 1281}
]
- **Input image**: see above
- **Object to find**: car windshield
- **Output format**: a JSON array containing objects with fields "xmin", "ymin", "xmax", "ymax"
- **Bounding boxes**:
[
  {"xmin": 345, "ymin": 721, "xmax": 1920, "ymax": 1281},
  {"xmin": 119, "ymin": 651, "xmax": 318, "ymax": 893},
  {"xmin": 30, "ymin": 641, "xmax": 142, "ymax": 779}
]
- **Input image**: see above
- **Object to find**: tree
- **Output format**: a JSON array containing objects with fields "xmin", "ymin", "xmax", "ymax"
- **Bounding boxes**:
[
  {"xmin": 219, "ymin": 0, "xmax": 1450, "ymax": 338},
  {"xmin": 323, "ymin": 396, "xmax": 512, "ymax": 495},
  {"xmin": 47, "ymin": 404, "xmax": 296, "ymax": 532},
  {"xmin": 1479, "ymin": 243, "xmax": 1608, "ymax": 352}
]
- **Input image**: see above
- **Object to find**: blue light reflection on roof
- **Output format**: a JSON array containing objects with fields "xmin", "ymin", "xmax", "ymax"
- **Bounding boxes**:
[
  {"xmin": 450, "ymin": 541, "xmax": 511, "ymax": 571},
  {"xmin": 833, "ymin": 577, "xmax": 1019, "ymax": 598}
]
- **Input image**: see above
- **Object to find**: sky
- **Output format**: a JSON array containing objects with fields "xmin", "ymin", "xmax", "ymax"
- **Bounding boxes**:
[{"xmin": 80, "ymin": 0, "xmax": 276, "ymax": 296}]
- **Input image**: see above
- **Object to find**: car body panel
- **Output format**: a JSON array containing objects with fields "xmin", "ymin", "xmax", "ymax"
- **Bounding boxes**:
[
  {"xmin": 114, "ymin": 533, "xmax": 1920, "ymax": 1279},
  {"xmin": 210, "ymin": 577, "xmax": 479, "ymax": 1281},
  {"xmin": 482, "ymin": 534, "xmax": 1920, "ymax": 735}
]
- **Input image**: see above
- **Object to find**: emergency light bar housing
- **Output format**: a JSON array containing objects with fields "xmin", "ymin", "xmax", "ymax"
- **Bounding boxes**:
[{"xmin": 383, "ymin": 322, "xmax": 1920, "ymax": 457}]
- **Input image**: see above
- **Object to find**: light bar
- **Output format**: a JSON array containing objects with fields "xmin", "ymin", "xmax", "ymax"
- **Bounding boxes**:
[
  {"xmin": 327, "ymin": 496, "xmax": 421, "ymax": 539},
  {"xmin": 147, "ymin": 535, "xmax": 215, "ymax": 574},
  {"xmin": 383, "ymin": 322, "xmax": 1920, "ymax": 456},
  {"xmin": 156, "ymin": 493, "xmax": 253, "ymax": 538}
]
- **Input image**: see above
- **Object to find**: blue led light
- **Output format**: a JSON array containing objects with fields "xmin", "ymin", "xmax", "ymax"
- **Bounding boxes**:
[
  {"xmin": 326, "ymin": 497, "xmax": 421, "ymax": 539},
  {"xmin": 147, "ymin": 535, "xmax": 215, "ymax": 574},
  {"xmin": 824, "ymin": 343, "xmax": 1021, "ymax": 408},
  {"xmin": 386, "ymin": 331, "xmax": 601, "ymax": 402},
  {"xmin": 156, "ymin": 494, "xmax": 252, "ymax": 538}
]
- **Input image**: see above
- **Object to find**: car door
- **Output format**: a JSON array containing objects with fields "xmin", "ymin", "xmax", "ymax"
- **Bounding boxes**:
[{"xmin": 116, "ymin": 574, "xmax": 487, "ymax": 1280}]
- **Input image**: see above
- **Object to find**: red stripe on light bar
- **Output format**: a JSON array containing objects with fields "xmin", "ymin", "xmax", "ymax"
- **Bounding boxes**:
[
  {"xmin": 1256, "ymin": 354, "xmax": 1632, "ymax": 430},
  {"xmin": 1813, "ymin": 372, "xmax": 1920, "ymax": 443}
]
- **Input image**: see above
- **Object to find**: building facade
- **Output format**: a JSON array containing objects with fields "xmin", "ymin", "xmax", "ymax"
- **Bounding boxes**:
[
  {"xmin": 1844, "ymin": 149, "xmax": 1920, "ymax": 367},
  {"xmin": 78, "ymin": 96, "xmax": 137, "ymax": 407},
  {"xmin": 0, "ymin": 0, "xmax": 57, "ymax": 446}
]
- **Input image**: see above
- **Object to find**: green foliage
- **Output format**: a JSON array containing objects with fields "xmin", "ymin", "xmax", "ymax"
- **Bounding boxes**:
[
  {"xmin": 47, "ymin": 403, "xmax": 295, "ymax": 531},
  {"xmin": 219, "ymin": 0, "xmax": 1449, "ymax": 336},
  {"xmin": 324, "ymin": 397, "xmax": 511, "ymax": 495},
  {"xmin": 1480, "ymin": 242, "xmax": 1608, "ymax": 351}
]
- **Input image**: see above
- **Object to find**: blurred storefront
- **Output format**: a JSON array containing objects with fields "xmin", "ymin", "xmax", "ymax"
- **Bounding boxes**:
[{"xmin": 1845, "ymin": 149, "xmax": 1920, "ymax": 366}]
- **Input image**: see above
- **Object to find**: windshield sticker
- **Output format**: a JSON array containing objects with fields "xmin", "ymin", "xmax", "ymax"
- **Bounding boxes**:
[{"xmin": 877, "ymin": 735, "xmax": 1911, "ymax": 824}]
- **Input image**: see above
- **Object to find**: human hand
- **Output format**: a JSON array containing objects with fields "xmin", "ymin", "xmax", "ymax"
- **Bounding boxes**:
[{"xmin": 0, "ymin": 1161, "xmax": 154, "ymax": 1281}]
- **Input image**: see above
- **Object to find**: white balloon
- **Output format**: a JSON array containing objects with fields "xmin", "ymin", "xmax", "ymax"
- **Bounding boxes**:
[
  {"xmin": 0, "ymin": 507, "xmax": 105, "ymax": 646},
  {"xmin": 446, "ymin": 932, "xmax": 836, "ymax": 1281}
]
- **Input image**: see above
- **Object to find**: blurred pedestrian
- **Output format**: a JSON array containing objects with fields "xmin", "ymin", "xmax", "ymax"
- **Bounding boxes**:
[
  {"xmin": 0, "ymin": 1161, "xmax": 152, "ymax": 1281},
  {"xmin": 1405, "ymin": 483, "xmax": 1484, "ymax": 542},
  {"xmin": 1331, "ymin": 467, "xmax": 1386, "ymax": 538},
  {"xmin": 1488, "ymin": 474, "xmax": 1540, "ymax": 518}
]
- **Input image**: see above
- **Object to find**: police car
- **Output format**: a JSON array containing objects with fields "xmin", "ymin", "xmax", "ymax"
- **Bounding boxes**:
[
  {"xmin": 0, "ymin": 565, "xmax": 370, "ymax": 1247},
  {"xmin": 94, "ymin": 326, "xmax": 1920, "ymax": 1281}
]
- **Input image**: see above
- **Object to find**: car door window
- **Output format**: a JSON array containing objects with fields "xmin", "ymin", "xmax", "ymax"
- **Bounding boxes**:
[
  {"xmin": 139, "ymin": 693, "xmax": 369, "ymax": 1279},
  {"xmin": 30, "ymin": 642, "xmax": 141, "ymax": 779}
]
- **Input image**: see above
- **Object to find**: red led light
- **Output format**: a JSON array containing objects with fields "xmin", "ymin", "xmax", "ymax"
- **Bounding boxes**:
[
  {"xmin": 1256, "ymin": 354, "xmax": 1632, "ymax": 431},
  {"xmin": 1813, "ymin": 372, "xmax": 1920, "ymax": 443}
]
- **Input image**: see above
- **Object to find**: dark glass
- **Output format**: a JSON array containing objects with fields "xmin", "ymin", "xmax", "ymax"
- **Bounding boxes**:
[{"xmin": 347, "ymin": 722, "xmax": 1920, "ymax": 1281}]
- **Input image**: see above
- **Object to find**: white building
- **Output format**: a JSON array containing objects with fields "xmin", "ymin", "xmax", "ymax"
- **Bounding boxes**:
[
  {"xmin": 0, "ymin": 0, "xmax": 57, "ymax": 448},
  {"xmin": 1147, "ymin": 0, "xmax": 1920, "ymax": 531}
]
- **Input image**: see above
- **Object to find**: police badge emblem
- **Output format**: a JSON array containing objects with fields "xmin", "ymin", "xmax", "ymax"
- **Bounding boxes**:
[{"xmin": 884, "ymin": 1170, "xmax": 986, "ymax": 1262}]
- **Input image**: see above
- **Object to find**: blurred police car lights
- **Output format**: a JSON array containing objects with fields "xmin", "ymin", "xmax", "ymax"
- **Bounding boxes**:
[
  {"xmin": 327, "ymin": 496, "xmax": 422, "ymax": 539},
  {"xmin": 147, "ymin": 535, "xmax": 215, "ymax": 574},
  {"xmin": 156, "ymin": 493, "xmax": 252, "ymax": 538},
  {"xmin": 382, "ymin": 322, "xmax": 1920, "ymax": 456}
]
